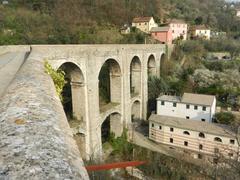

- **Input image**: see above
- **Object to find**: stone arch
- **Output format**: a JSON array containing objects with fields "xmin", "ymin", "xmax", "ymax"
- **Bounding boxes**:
[
  {"xmin": 58, "ymin": 62, "xmax": 87, "ymax": 159},
  {"xmin": 148, "ymin": 55, "xmax": 157, "ymax": 77},
  {"xmin": 131, "ymin": 100, "xmax": 141, "ymax": 122},
  {"xmin": 58, "ymin": 62, "xmax": 86, "ymax": 122},
  {"xmin": 98, "ymin": 59, "xmax": 122, "ymax": 112},
  {"xmin": 160, "ymin": 53, "xmax": 166, "ymax": 76},
  {"xmin": 101, "ymin": 112, "xmax": 122, "ymax": 143},
  {"xmin": 130, "ymin": 56, "xmax": 141, "ymax": 97}
]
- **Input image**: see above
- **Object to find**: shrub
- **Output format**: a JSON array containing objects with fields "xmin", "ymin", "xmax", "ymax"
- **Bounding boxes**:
[
  {"xmin": 44, "ymin": 61, "xmax": 65, "ymax": 101},
  {"xmin": 215, "ymin": 112, "xmax": 236, "ymax": 125}
]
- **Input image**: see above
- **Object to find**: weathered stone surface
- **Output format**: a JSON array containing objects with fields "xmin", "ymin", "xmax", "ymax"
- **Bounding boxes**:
[
  {"xmin": 30, "ymin": 44, "xmax": 166, "ymax": 158},
  {"xmin": 0, "ymin": 52, "xmax": 89, "ymax": 179}
]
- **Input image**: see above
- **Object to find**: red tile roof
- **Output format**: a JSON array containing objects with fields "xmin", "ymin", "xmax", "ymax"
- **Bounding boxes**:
[
  {"xmin": 132, "ymin": 17, "xmax": 152, "ymax": 23},
  {"xmin": 167, "ymin": 19, "xmax": 186, "ymax": 24},
  {"xmin": 151, "ymin": 26, "xmax": 170, "ymax": 32},
  {"xmin": 191, "ymin": 25, "xmax": 210, "ymax": 30}
]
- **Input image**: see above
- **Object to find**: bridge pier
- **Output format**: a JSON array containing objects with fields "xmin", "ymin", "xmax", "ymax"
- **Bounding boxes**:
[{"xmin": 31, "ymin": 44, "xmax": 166, "ymax": 160}]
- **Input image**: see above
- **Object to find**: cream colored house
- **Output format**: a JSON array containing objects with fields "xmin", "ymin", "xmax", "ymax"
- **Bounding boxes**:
[
  {"xmin": 149, "ymin": 114, "xmax": 239, "ymax": 160},
  {"xmin": 236, "ymin": 8, "xmax": 240, "ymax": 17},
  {"xmin": 190, "ymin": 25, "xmax": 211, "ymax": 40},
  {"xmin": 168, "ymin": 19, "xmax": 188, "ymax": 40},
  {"xmin": 132, "ymin": 17, "xmax": 158, "ymax": 34}
]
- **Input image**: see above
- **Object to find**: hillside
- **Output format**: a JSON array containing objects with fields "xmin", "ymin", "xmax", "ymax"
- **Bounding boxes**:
[{"xmin": 0, "ymin": 0, "xmax": 240, "ymax": 44}]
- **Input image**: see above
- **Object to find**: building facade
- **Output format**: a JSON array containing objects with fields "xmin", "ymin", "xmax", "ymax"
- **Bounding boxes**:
[
  {"xmin": 132, "ymin": 17, "xmax": 158, "ymax": 34},
  {"xmin": 157, "ymin": 93, "xmax": 216, "ymax": 123},
  {"xmin": 149, "ymin": 114, "xmax": 239, "ymax": 160},
  {"xmin": 236, "ymin": 9, "xmax": 240, "ymax": 17},
  {"xmin": 190, "ymin": 25, "xmax": 211, "ymax": 40},
  {"xmin": 150, "ymin": 27, "xmax": 173, "ymax": 44},
  {"xmin": 168, "ymin": 19, "xmax": 188, "ymax": 40}
]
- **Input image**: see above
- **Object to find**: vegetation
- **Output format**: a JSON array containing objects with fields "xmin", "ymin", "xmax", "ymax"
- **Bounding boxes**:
[
  {"xmin": 215, "ymin": 112, "xmax": 236, "ymax": 125},
  {"xmin": 44, "ymin": 61, "xmax": 65, "ymax": 101},
  {"xmin": 1, "ymin": 0, "xmax": 240, "ymax": 45},
  {"xmin": 108, "ymin": 129, "xmax": 134, "ymax": 160}
]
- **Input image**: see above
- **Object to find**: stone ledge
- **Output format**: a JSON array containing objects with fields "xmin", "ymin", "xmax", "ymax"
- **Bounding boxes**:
[{"xmin": 0, "ymin": 52, "xmax": 89, "ymax": 179}]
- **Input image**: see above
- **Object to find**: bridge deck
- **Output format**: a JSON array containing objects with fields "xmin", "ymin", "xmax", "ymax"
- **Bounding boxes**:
[{"xmin": 0, "ymin": 51, "xmax": 28, "ymax": 97}]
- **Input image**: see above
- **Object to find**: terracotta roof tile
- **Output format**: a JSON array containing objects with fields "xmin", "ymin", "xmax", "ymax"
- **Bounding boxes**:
[{"xmin": 133, "ymin": 17, "xmax": 152, "ymax": 23}]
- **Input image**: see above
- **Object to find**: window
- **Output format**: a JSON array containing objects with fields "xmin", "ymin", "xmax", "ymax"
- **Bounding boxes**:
[
  {"xmin": 228, "ymin": 153, "xmax": 233, "ymax": 157},
  {"xmin": 198, "ymin": 154, "xmax": 203, "ymax": 159},
  {"xmin": 183, "ymin": 131, "xmax": 190, "ymax": 135},
  {"xmin": 184, "ymin": 141, "xmax": 188, "ymax": 146},
  {"xmin": 202, "ymin": 106, "xmax": 206, "ymax": 111},
  {"xmin": 155, "ymin": 32, "xmax": 157, "ymax": 36},
  {"xmin": 199, "ymin": 132, "xmax": 205, "ymax": 138},
  {"xmin": 145, "ymin": 22, "xmax": 147, "ymax": 25},
  {"xmin": 230, "ymin": 139, "xmax": 235, "ymax": 144},
  {"xmin": 139, "ymin": 23, "xmax": 141, "ymax": 25},
  {"xmin": 161, "ymin": 101, "xmax": 165, "ymax": 105},
  {"xmin": 172, "ymin": 30, "xmax": 175, "ymax": 33},
  {"xmin": 201, "ymin": 119, "xmax": 205, "ymax": 122},
  {"xmin": 213, "ymin": 158, "xmax": 218, "ymax": 164},
  {"xmin": 170, "ymin": 127, "xmax": 174, "ymax": 132},
  {"xmin": 199, "ymin": 144, "xmax": 203, "ymax": 150},
  {"xmin": 170, "ymin": 138, "xmax": 173, "ymax": 143},
  {"xmin": 186, "ymin": 116, "xmax": 190, "ymax": 119},
  {"xmin": 183, "ymin": 30, "xmax": 185, "ymax": 33},
  {"xmin": 173, "ymin": 102, "xmax": 177, "ymax": 107},
  {"xmin": 186, "ymin": 104, "xmax": 190, "ymax": 109},
  {"xmin": 214, "ymin": 148, "xmax": 219, "ymax": 153},
  {"xmin": 159, "ymin": 126, "xmax": 162, "ymax": 130},
  {"xmin": 214, "ymin": 137, "xmax": 222, "ymax": 143},
  {"xmin": 194, "ymin": 105, "xmax": 198, "ymax": 110},
  {"xmin": 152, "ymin": 123, "xmax": 154, "ymax": 128}
]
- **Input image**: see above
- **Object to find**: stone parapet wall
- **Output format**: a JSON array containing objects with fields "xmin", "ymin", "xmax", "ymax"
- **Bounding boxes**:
[
  {"xmin": 0, "ymin": 52, "xmax": 89, "ymax": 179},
  {"xmin": 0, "ymin": 45, "xmax": 30, "ymax": 55}
]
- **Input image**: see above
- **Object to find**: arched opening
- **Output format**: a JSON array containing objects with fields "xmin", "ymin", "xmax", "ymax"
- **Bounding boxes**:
[
  {"xmin": 58, "ymin": 62, "xmax": 86, "ymax": 159},
  {"xmin": 98, "ymin": 59, "xmax": 121, "ymax": 112},
  {"xmin": 58, "ymin": 62, "xmax": 85, "ymax": 121},
  {"xmin": 148, "ymin": 55, "xmax": 157, "ymax": 77},
  {"xmin": 214, "ymin": 137, "xmax": 222, "ymax": 143},
  {"xmin": 199, "ymin": 132, "xmax": 205, "ymax": 138},
  {"xmin": 183, "ymin": 131, "xmax": 190, "ymax": 135},
  {"xmin": 130, "ymin": 56, "xmax": 141, "ymax": 97},
  {"xmin": 131, "ymin": 100, "xmax": 141, "ymax": 122},
  {"xmin": 160, "ymin": 53, "xmax": 166, "ymax": 76},
  {"xmin": 101, "ymin": 113, "xmax": 122, "ymax": 144}
]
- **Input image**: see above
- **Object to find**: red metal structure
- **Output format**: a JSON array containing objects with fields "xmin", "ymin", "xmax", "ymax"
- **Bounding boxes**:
[{"xmin": 85, "ymin": 161, "xmax": 146, "ymax": 171}]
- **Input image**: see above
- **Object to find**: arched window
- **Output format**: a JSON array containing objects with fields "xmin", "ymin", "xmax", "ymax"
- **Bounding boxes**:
[
  {"xmin": 214, "ymin": 137, "xmax": 222, "ymax": 143},
  {"xmin": 199, "ymin": 132, "xmax": 205, "ymax": 138},
  {"xmin": 183, "ymin": 131, "xmax": 190, "ymax": 135}
]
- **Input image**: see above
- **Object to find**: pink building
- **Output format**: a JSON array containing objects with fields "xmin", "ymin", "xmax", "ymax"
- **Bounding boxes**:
[
  {"xmin": 150, "ymin": 26, "xmax": 172, "ymax": 44},
  {"xmin": 168, "ymin": 19, "xmax": 188, "ymax": 40}
]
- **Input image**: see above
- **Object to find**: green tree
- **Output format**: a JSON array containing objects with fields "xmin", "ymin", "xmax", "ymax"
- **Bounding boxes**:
[{"xmin": 215, "ymin": 112, "xmax": 236, "ymax": 125}]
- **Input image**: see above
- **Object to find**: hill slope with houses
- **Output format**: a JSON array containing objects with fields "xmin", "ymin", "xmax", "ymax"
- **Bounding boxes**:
[{"xmin": 0, "ymin": 0, "xmax": 240, "ymax": 44}]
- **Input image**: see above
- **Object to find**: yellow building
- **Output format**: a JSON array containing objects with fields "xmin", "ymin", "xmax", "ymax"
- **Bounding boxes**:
[
  {"xmin": 190, "ymin": 25, "xmax": 211, "ymax": 40},
  {"xmin": 132, "ymin": 17, "xmax": 158, "ymax": 34}
]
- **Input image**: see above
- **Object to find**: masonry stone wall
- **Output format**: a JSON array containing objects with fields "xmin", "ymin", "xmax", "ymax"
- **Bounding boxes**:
[
  {"xmin": 30, "ymin": 44, "xmax": 166, "ymax": 158},
  {"xmin": 0, "ymin": 45, "xmax": 30, "ymax": 55},
  {"xmin": 0, "ymin": 51, "xmax": 89, "ymax": 179}
]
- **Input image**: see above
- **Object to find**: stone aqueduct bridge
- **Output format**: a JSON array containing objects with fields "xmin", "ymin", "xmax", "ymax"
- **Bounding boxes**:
[
  {"xmin": 32, "ymin": 44, "xmax": 166, "ymax": 158},
  {"xmin": 0, "ymin": 44, "xmax": 166, "ymax": 179}
]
